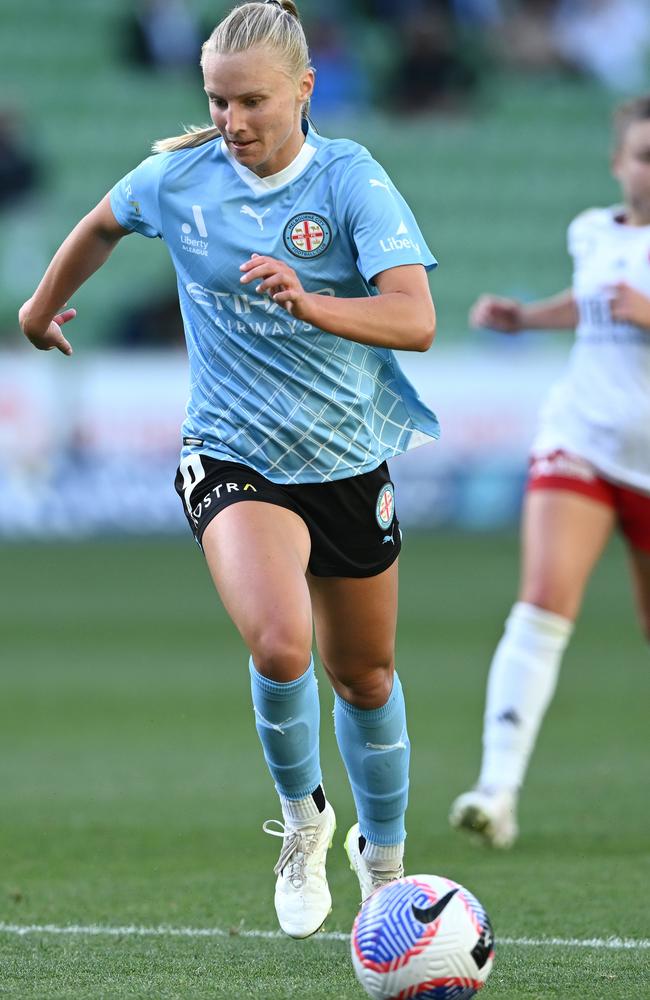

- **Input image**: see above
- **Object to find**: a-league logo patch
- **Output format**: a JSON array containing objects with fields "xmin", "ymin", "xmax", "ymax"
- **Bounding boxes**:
[
  {"xmin": 376, "ymin": 483, "xmax": 395, "ymax": 530},
  {"xmin": 283, "ymin": 213, "xmax": 332, "ymax": 258}
]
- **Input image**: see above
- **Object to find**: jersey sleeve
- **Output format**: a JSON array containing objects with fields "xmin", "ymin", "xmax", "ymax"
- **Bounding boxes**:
[
  {"xmin": 109, "ymin": 153, "xmax": 168, "ymax": 239},
  {"xmin": 567, "ymin": 207, "xmax": 607, "ymax": 262},
  {"xmin": 337, "ymin": 151, "xmax": 437, "ymax": 283}
]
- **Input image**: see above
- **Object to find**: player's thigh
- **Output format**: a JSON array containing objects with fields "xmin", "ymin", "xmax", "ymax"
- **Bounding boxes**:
[
  {"xmin": 202, "ymin": 500, "xmax": 313, "ymax": 679},
  {"xmin": 308, "ymin": 560, "xmax": 398, "ymax": 707},
  {"xmin": 627, "ymin": 546, "xmax": 650, "ymax": 641},
  {"xmin": 519, "ymin": 488, "xmax": 615, "ymax": 619}
]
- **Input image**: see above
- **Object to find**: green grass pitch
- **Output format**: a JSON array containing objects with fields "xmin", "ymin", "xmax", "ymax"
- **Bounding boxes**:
[{"xmin": 1, "ymin": 531, "xmax": 648, "ymax": 999}]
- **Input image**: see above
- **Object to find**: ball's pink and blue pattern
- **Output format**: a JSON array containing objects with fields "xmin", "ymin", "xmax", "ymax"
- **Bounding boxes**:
[{"xmin": 352, "ymin": 876, "xmax": 491, "ymax": 1000}]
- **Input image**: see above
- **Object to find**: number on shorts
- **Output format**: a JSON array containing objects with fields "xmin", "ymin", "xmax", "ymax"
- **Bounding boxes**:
[{"xmin": 178, "ymin": 454, "xmax": 206, "ymax": 515}]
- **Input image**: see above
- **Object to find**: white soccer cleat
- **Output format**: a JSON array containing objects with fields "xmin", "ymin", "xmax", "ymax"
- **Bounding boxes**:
[
  {"xmin": 263, "ymin": 801, "xmax": 336, "ymax": 938},
  {"xmin": 449, "ymin": 787, "xmax": 519, "ymax": 849},
  {"xmin": 344, "ymin": 824, "xmax": 404, "ymax": 903}
]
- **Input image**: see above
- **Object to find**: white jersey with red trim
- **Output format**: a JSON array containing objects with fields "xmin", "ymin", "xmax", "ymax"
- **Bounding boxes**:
[{"xmin": 532, "ymin": 205, "xmax": 650, "ymax": 492}]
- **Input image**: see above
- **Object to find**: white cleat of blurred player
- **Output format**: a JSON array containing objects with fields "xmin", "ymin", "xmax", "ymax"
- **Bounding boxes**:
[
  {"xmin": 344, "ymin": 823, "xmax": 404, "ymax": 903},
  {"xmin": 449, "ymin": 787, "xmax": 519, "ymax": 849},
  {"xmin": 263, "ymin": 801, "xmax": 336, "ymax": 938}
]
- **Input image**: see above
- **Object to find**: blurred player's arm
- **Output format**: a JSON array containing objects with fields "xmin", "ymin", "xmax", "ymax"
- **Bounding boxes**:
[
  {"xmin": 19, "ymin": 195, "xmax": 130, "ymax": 355},
  {"xmin": 607, "ymin": 282, "xmax": 650, "ymax": 329},
  {"xmin": 469, "ymin": 289, "xmax": 577, "ymax": 334},
  {"xmin": 240, "ymin": 257, "xmax": 436, "ymax": 352}
]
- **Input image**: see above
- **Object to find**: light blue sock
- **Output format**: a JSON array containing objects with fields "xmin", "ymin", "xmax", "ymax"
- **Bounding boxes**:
[
  {"xmin": 249, "ymin": 656, "xmax": 322, "ymax": 800},
  {"xmin": 334, "ymin": 673, "xmax": 410, "ymax": 846}
]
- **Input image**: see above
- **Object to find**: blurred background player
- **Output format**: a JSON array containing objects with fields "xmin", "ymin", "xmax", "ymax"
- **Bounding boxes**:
[
  {"xmin": 18, "ymin": 0, "xmax": 439, "ymax": 937},
  {"xmin": 450, "ymin": 94, "xmax": 650, "ymax": 848}
]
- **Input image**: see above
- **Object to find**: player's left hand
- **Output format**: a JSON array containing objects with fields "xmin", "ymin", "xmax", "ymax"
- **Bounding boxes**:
[
  {"xmin": 607, "ymin": 281, "xmax": 650, "ymax": 329},
  {"xmin": 239, "ymin": 253, "xmax": 310, "ymax": 318}
]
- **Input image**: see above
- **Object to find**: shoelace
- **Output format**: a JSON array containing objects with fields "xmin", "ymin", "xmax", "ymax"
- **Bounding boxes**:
[
  {"xmin": 263, "ymin": 819, "xmax": 321, "ymax": 889},
  {"xmin": 369, "ymin": 864, "xmax": 404, "ymax": 891}
]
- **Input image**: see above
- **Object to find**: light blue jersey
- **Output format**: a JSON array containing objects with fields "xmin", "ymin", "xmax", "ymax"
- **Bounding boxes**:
[{"xmin": 110, "ymin": 124, "xmax": 440, "ymax": 484}]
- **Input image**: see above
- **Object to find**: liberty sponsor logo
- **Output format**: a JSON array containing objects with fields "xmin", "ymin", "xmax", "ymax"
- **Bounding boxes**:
[
  {"xmin": 283, "ymin": 213, "xmax": 332, "ymax": 258},
  {"xmin": 181, "ymin": 205, "xmax": 209, "ymax": 256},
  {"xmin": 380, "ymin": 219, "xmax": 420, "ymax": 254},
  {"xmin": 241, "ymin": 204, "xmax": 271, "ymax": 231},
  {"xmin": 375, "ymin": 483, "xmax": 395, "ymax": 530}
]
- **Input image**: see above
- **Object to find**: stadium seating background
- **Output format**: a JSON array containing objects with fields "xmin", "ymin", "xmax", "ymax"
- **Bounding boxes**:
[
  {"xmin": 1, "ymin": 0, "xmax": 620, "ymax": 343},
  {"xmin": 2, "ymin": 13, "xmax": 649, "ymax": 998}
]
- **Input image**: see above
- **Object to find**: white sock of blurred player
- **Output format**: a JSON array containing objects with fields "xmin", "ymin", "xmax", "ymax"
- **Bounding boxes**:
[
  {"xmin": 450, "ymin": 602, "xmax": 573, "ymax": 846},
  {"xmin": 479, "ymin": 601, "xmax": 574, "ymax": 792}
]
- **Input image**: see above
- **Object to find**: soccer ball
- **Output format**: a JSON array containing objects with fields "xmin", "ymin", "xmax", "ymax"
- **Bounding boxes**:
[{"xmin": 351, "ymin": 874, "xmax": 494, "ymax": 1000}]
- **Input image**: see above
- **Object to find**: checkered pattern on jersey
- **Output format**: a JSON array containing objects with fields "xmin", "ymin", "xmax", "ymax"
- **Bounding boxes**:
[
  {"xmin": 184, "ymin": 307, "xmax": 435, "ymax": 484},
  {"xmin": 109, "ymin": 130, "xmax": 440, "ymax": 485}
]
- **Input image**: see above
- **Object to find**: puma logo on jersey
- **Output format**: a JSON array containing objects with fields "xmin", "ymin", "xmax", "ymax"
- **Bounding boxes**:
[
  {"xmin": 241, "ymin": 205, "xmax": 271, "ymax": 231},
  {"xmin": 369, "ymin": 178, "xmax": 390, "ymax": 191}
]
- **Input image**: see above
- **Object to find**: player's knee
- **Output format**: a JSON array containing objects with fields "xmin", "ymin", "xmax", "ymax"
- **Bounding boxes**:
[
  {"xmin": 334, "ymin": 657, "xmax": 395, "ymax": 710},
  {"xmin": 251, "ymin": 627, "xmax": 312, "ymax": 682}
]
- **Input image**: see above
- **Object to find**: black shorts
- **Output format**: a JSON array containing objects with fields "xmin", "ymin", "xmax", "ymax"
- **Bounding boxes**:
[{"xmin": 174, "ymin": 456, "xmax": 401, "ymax": 578}]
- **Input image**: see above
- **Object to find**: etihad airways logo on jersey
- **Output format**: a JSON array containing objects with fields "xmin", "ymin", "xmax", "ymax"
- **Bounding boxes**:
[
  {"xmin": 185, "ymin": 281, "xmax": 335, "ymax": 334},
  {"xmin": 380, "ymin": 219, "xmax": 420, "ymax": 255},
  {"xmin": 181, "ymin": 205, "xmax": 209, "ymax": 256}
]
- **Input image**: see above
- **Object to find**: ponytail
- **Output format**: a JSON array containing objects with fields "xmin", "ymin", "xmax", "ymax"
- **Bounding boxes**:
[
  {"xmin": 152, "ymin": 1, "xmax": 310, "ymax": 155},
  {"xmin": 153, "ymin": 125, "xmax": 221, "ymax": 154}
]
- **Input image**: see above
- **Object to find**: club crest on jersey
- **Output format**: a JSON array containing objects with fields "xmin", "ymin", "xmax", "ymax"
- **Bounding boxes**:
[
  {"xmin": 283, "ymin": 213, "xmax": 332, "ymax": 258},
  {"xmin": 376, "ymin": 483, "xmax": 395, "ymax": 530}
]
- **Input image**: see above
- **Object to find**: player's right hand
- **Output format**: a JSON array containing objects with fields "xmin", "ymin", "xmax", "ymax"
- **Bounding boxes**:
[
  {"xmin": 18, "ymin": 300, "xmax": 76, "ymax": 356},
  {"xmin": 469, "ymin": 295, "xmax": 523, "ymax": 334}
]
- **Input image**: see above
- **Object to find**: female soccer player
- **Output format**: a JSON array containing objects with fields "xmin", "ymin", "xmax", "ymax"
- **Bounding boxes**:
[
  {"xmin": 450, "ymin": 95, "xmax": 650, "ymax": 848},
  {"xmin": 19, "ymin": 1, "xmax": 439, "ymax": 936}
]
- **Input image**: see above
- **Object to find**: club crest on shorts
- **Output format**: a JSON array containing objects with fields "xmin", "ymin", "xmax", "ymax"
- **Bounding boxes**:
[
  {"xmin": 283, "ymin": 213, "xmax": 332, "ymax": 258},
  {"xmin": 376, "ymin": 483, "xmax": 395, "ymax": 530}
]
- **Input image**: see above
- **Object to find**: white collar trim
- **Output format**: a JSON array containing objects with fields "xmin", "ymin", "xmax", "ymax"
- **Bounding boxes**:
[{"xmin": 222, "ymin": 139, "xmax": 317, "ymax": 194}]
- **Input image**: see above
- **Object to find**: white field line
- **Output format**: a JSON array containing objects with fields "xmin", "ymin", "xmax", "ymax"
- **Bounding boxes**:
[{"xmin": 0, "ymin": 922, "xmax": 648, "ymax": 950}]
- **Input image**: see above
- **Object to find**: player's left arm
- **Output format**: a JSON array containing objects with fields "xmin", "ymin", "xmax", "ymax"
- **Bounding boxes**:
[
  {"xmin": 239, "ymin": 255, "xmax": 436, "ymax": 352},
  {"xmin": 607, "ymin": 282, "xmax": 650, "ymax": 329}
]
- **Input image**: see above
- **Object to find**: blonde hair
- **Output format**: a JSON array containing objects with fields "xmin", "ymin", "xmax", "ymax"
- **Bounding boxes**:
[{"xmin": 153, "ymin": 1, "xmax": 310, "ymax": 153}]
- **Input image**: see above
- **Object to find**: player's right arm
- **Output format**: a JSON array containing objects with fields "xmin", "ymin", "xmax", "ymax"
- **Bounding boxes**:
[
  {"xmin": 469, "ymin": 289, "xmax": 578, "ymax": 334},
  {"xmin": 19, "ymin": 194, "xmax": 130, "ymax": 355}
]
